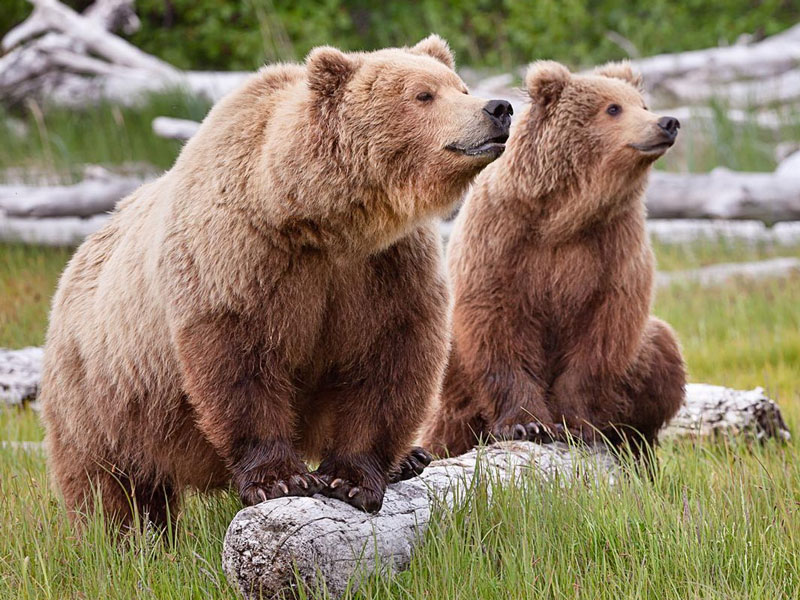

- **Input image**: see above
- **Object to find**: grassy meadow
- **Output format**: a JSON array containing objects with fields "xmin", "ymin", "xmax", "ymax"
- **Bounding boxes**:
[{"xmin": 2, "ymin": 77, "xmax": 800, "ymax": 600}]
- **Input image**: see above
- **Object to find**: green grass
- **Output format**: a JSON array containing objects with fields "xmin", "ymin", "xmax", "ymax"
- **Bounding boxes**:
[
  {"xmin": 0, "ymin": 91, "xmax": 211, "ymax": 177},
  {"xmin": 0, "ymin": 245, "xmax": 72, "ymax": 348},
  {"xmin": 1, "ymin": 238, "xmax": 799, "ymax": 599}
]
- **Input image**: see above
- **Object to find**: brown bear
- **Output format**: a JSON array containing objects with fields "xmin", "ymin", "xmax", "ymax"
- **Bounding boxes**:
[
  {"xmin": 423, "ymin": 60, "xmax": 686, "ymax": 457},
  {"xmin": 40, "ymin": 35, "xmax": 513, "ymax": 526}
]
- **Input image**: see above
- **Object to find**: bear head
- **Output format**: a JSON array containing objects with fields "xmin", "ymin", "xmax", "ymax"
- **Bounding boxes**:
[
  {"xmin": 515, "ymin": 60, "xmax": 679, "ymax": 202},
  {"xmin": 302, "ymin": 35, "xmax": 512, "ymax": 240}
]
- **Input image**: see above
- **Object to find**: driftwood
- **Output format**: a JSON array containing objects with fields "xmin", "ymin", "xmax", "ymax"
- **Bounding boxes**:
[
  {"xmin": 669, "ymin": 105, "xmax": 800, "ymax": 131},
  {"xmin": 152, "ymin": 116, "xmax": 201, "ymax": 141},
  {"xmin": 221, "ymin": 384, "xmax": 789, "ymax": 599},
  {"xmin": 222, "ymin": 441, "xmax": 617, "ymax": 600},
  {"xmin": 0, "ymin": 345, "xmax": 788, "ymax": 595},
  {"xmin": 631, "ymin": 23, "xmax": 800, "ymax": 106},
  {"xmin": 656, "ymin": 257, "xmax": 800, "ymax": 289},
  {"xmin": 647, "ymin": 219, "xmax": 800, "ymax": 246},
  {"xmin": 0, "ymin": 213, "xmax": 109, "ymax": 245},
  {"xmin": 1, "ymin": 0, "xmax": 248, "ymax": 107},
  {"xmin": 646, "ymin": 169, "xmax": 800, "ymax": 222},
  {"xmin": 0, "ymin": 347, "xmax": 43, "ymax": 406},
  {"xmin": 0, "ymin": 166, "xmax": 146, "ymax": 217}
]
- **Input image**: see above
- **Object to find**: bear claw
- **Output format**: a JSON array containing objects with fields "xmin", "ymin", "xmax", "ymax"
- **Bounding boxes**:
[
  {"xmin": 317, "ymin": 475, "xmax": 384, "ymax": 513},
  {"xmin": 240, "ymin": 472, "xmax": 324, "ymax": 506},
  {"xmin": 388, "ymin": 446, "xmax": 433, "ymax": 483}
]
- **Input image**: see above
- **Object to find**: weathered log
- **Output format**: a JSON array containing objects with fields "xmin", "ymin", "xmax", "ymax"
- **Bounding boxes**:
[
  {"xmin": 647, "ymin": 219, "xmax": 800, "ymax": 246},
  {"xmin": 662, "ymin": 384, "xmax": 790, "ymax": 441},
  {"xmin": 0, "ymin": 213, "xmax": 109, "ymax": 245},
  {"xmin": 221, "ymin": 383, "xmax": 789, "ymax": 599},
  {"xmin": 222, "ymin": 441, "xmax": 619, "ymax": 600},
  {"xmin": 663, "ymin": 69, "xmax": 800, "ymax": 109},
  {"xmin": 0, "ymin": 0, "xmax": 148, "ymax": 105},
  {"xmin": 152, "ymin": 116, "xmax": 201, "ymax": 141},
  {"xmin": 646, "ymin": 169, "xmax": 800, "ymax": 222},
  {"xmin": 0, "ymin": 347, "xmax": 43, "ymax": 406},
  {"xmin": 669, "ymin": 105, "xmax": 800, "ymax": 131},
  {"xmin": 657, "ymin": 257, "xmax": 800, "ymax": 288},
  {"xmin": 632, "ymin": 23, "xmax": 800, "ymax": 91},
  {"xmin": 0, "ymin": 167, "xmax": 145, "ymax": 217},
  {"xmin": 0, "ymin": 0, "xmax": 248, "ymax": 106}
]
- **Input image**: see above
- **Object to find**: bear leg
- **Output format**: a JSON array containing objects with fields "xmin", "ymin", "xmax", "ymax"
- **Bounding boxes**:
[{"xmin": 618, "ymin": 317, "xmax": 686, "ymax": 446}]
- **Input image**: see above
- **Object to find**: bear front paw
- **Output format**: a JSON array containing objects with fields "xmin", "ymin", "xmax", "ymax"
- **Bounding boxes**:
[
  {"xmin": 238, "ymin": 472, "xmax": 325, "ymax": 506},
  {"xmin": 317, "ymin": 475, "xmax": 385, "ymax": 513},
  {"xmin": 490, "ymin": 421, "xmax": 557, "ymax": 444},
  {"xmin": 387, "ymin": 446, "xmax": 433, "ymax": 483}
]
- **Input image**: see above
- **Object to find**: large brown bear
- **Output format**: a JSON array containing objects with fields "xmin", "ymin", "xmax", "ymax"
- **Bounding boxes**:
[
  {"xmin": 423, "ymin": 61, "xmax": 686, "ymax": 457},
  {"xmin": 40, "ymin": 36, "xmax": 513, "ymax": 526}
]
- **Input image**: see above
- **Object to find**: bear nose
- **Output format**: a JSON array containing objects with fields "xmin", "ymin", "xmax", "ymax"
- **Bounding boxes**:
[
  {"xmin": 484, "ymin": 99, "xmax": 513, "ymax": 128},
  {"xmin": 658, "ymin": 116, "xmax": 680, "ymax": 138}
]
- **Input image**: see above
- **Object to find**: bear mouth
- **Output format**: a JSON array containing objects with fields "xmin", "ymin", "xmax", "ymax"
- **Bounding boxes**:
[
  {"xmin": 629, "ymin": 140, "xmax": 674, "ymax": 156},
  {"xmin": 446, "ymin": 133, "xmax": 509, "ymax": 157}
]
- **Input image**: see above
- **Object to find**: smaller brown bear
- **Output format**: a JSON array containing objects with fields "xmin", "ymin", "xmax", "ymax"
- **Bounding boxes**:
[{"xmin": 423, "ymin": 60, "xmax": 686, "ymax": 457}]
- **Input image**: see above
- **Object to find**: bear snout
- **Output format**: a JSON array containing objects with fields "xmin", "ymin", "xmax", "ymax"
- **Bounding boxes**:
[
  {"xmin": 483, "ymin": 99, "xmax": 513, "ymax": 130},
  {"xmin": 657, "ymin": 116, "xmax": 680, "ymax": 139}
]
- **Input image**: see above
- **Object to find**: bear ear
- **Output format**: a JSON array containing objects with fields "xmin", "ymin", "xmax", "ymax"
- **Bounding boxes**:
[
  {"xmin": 306, "ymin": 46, "xmax": 357, "ymax": 98},
  {"xmin": 410, "ymin": 34, "xmax": 455, "ymax": 70},
  {"xmin": 525, "ymin": 60, "xmax": 571, "ymax": 106},
  {"xmin": 594, "ymin": 61, "xmax": 643, "ymax": 90}
]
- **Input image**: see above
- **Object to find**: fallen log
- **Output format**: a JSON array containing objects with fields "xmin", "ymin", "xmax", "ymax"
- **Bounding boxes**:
[
  {"xmin": 0, "ymin": 167, "xmax": 146, "ymax": 218},
  {"xmin": 662, "ymin": 69, "xmax": 800, "ymax": 109},
  {"xmin": 669, "ymin": 105, "xmax": 800, "ymax": 131},
  {"xmin": 152, "ymin": 116, "xmax": 201, "ymax": 141},
  {"xmin": 221, "ymin": 384, "xmax": 789, "ymax": 599},
  {"xmin": 0, "ymin": 0, "xmax": 147, "ymax": 105},
  {"xmin": 656, "ymin": 257, "xmax": 800, "ymax": 288},
  {"xmin": 1, "ymin": 0, "xmax": 248, "ymax": 107},
  {"xmin": 632, "ymin": 23, "xmax": 800, "ymax": 93},
  {"xmin": 646, "ymin": 169, "xmax": 800, "ymax": 222},
  {"xmin": 222, "ymin": 441, "xmax": 618, "ymax": 600},
  {"xmin": 0, "ymin": 213, "xmax": 109, "ymax": 245},
  {"xmin": 0, "ymin": 347, "xmax": 43, "ymax": 406},
  {"xmin": 647, "ymin": 219, "xmax": 800, "ymax": 246}
]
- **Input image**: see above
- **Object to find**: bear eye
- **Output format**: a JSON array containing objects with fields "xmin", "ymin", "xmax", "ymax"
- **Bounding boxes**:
[
  {"xmin": 416, "ymin": 91, "xmax": 434, "ymax": 103},
  {"xmin": 606, "ymin": 104, "xmax": 622, "ymax": 116}
]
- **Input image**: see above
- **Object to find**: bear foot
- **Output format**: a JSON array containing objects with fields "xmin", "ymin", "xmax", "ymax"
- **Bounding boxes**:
[
  {"xmin": 318, "ymin": 475, "xmax": 385, "ymax": 513},
  {"xmin": 490, "ymin": 421, "xmax": 558, "ymax": 444},
  {"xmin": 387, "ymin": 447, "xmax": 433, "ymax": 483},
  {"xmin": 239, "ymin": 472, "xmax": 325, "ymax": 506}
]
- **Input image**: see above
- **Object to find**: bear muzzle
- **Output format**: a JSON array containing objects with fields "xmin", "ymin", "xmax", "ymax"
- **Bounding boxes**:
[
  {"xmin": 445, "ymin": 99, "xmax": 512, "ymax": 159},
  {"xmin": 628, "ymin": 115, "xmax": 680, "ymax": 157}
]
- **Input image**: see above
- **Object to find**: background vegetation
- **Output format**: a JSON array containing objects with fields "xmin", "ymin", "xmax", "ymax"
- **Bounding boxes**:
[{"xmin": 2, "ymin": 0, "xmax": 800, "ymax": 72}]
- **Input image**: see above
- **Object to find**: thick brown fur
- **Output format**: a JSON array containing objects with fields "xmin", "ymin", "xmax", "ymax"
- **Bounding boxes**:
[
  {"xmin": 40, "ymin": 35, "xmax": 511, "ymax": 526},
  {"xmin": 423, "ymin": 60, "xmax": 686, "ymax": 457}
]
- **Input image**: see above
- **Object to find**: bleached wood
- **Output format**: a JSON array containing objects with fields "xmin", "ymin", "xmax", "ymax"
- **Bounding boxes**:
[
  {"xmin": 0, "ymin": 347, "xmax": 43, "ymax": 406},
  {"xmin": 632, "ymin": 24, "xmax": 800, "ymax": 91},
  {"xmin": 646, "ymin": 219, "xmax": 800, "ymax": 246},
  {"xmin": 0, "ymin": 214, "xmax": 109, "ymax": 245},
  {"xmin": 221, "ymin": 384, "xmax": 789, "ymax": 599},
  {"xmin": 0, "ymin": 169, "xmax": 144, "ymax": 218},
  {"xmin": 646, "ymin": 169, "xmax": 800, "ymax": 222},
  {"xmin": 669, "ymin": 106, "xmax": 800, "ymax": 131},
  {"xmin": 656, "ymin": 257, "xmax": 800, "ymax": 288},
  {"xmin": 152, "ymin": 116, "xmax": 201, "ymax": 140},
  {"xmin": 222, "ymin": 441, "xmax": 618, "ymax": 600}
]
